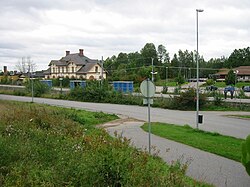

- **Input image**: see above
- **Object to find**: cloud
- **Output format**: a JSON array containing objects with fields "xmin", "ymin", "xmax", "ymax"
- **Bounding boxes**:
[{"xmin": 0, "ymin": 0, "xmax": 250, "ymax": 71}]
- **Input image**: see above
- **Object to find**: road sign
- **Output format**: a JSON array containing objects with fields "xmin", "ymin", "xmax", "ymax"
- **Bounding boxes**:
[
  {"xmin": 140, "ymin": 79, "xmax": 155, "ymax": 98},
  {"xmin": 140, "ymin": 79, "xmax": 156, "ymax": 154}
]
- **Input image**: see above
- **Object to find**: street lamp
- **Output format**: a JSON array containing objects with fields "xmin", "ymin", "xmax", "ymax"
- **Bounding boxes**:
[
  {"xmin": 196, "ymin": 9, "xmax": 204, "ymax": 129},
  {"xmin": 166, "ymin": 66, "xmax": 168, "ymax": 85},
  {"xmin": 234, "ymin": 70, "xmax": 239, "ymax": 99},
  {"xmin": 151, "ymin": 58, "xmax": 158, "ymax": 82}
]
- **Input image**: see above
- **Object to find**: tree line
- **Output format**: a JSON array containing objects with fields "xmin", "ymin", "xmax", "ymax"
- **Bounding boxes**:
[{"xmin": 104, "ymin": 43, "xmax": 250, "ymax": 83}]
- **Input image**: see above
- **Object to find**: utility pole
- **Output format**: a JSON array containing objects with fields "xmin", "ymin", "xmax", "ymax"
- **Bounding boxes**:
[
  {"xmin": 151, "ymin": 58, "xmax": 154, "ymax": 82},
  {"xmin": 196, "ymin": 9, "xmax": 204, "ymax": 129},
  {"xmin": 166, "ymin": 66, "xmax": 168, "ymax": 85}
]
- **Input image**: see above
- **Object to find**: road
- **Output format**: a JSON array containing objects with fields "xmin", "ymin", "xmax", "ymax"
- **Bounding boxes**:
[
  {"xmin": 0, "ymin": 94, "xmax": 250, "ymax": 139},
  {"xmin": 1, "ymin": 94, "xmax": 250, "ymax": 186}
]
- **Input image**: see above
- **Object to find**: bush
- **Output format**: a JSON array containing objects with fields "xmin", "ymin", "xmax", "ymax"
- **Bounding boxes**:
[
  {"xmin": 206, "ymin": 79, "xmax": 215, "ymax": 86},
  {"xmin": 0, "ymin": 101, "xmax": 207, "ymax": 186},
  {"xmin": 242, "ymin": 134, "xmax": 250, "ymax": 176},
  {"xmin": 25, "ymin": 80, "xmax": 51, "ymax": 97},
  {"xmin": 213, "ymin": 92, "xmax": 223, "ymax": 106},
  {"xmin": 170, "ymin": 88, "xmax": 207, "ymax": 110}
]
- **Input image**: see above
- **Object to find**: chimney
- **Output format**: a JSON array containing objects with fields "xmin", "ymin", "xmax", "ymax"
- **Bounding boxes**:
[
  {"xmin": 66, "ymin": 50, "xmax": 70, "ymax": 56},
  {"xmin": 3, "ymin": 66, "xmax": 7, "ymax": 75},
  {"xmin": 79, "ymin": 49, "xmax": 84, "ymax": 56}
]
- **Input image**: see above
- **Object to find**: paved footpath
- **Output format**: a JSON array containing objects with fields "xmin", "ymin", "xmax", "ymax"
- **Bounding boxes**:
[{"xmin": 102, "ymin": 118, "xmax": 250, "ymax": 187}]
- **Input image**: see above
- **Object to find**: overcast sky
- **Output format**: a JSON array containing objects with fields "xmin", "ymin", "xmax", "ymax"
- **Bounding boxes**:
[{"xmin": 1, "ymin": 0, "xmax": 250, "ymax": 71}]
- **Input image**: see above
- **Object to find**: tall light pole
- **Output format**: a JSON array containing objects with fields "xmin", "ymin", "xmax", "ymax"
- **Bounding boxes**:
[
  {"xmin": 151, "ymin": 58, "xmax": 154, "ymax": 82},
  {"xmin": 196, "ymin": 9, "xmax": 204, "ymax": 129},
  {"xmin": 151, "ymin": 58, "xmax": 157, "ymax": 82}
]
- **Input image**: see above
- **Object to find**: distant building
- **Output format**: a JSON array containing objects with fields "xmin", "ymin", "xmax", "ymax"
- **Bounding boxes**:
[
  {"xmin": 216, "ymin": 66, "xmax": 250, "ymax": 81},
  {"xmin": 44, "ymin": 49, "xmax": 106, "ymax": 80}
]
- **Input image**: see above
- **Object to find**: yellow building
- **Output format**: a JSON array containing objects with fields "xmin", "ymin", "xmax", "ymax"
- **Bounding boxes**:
[{"xmin": 44, "ymin": 49, "xmax": 106, "ymax": 80}]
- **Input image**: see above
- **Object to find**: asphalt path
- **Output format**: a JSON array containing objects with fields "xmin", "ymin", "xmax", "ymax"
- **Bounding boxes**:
[
  {"xmin": 104, "ymin": 120, "xmax": 250, "ymax": 187},
  {"xmin": 0, "ymin": 94, "xmax": 249, "ymax": 139},
  {"xmin": 1, "ymin": 94, "xmax": 250, "ymax": 186}
]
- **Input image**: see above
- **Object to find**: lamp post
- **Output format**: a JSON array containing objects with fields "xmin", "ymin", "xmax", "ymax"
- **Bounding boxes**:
[
  {"xmin": 196, "ymin": 9, "xmax": 204, "ymax": 129},
  {"xmin": 151, "ymin": 58, "xmax": 158, "ymax": 82},
  {"xmin": 234, "ymin": 70, "xmax": 239, "ymax": 98},
  {"xmin": 166, "ymin": 66, "xmax": 168, "ymax": 85}
]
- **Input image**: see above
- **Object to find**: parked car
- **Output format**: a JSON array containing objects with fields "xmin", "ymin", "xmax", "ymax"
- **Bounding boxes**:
[
  {"xmin": 224, "ymin": 86, "xmax": 235, "ymax": 99},
  {"xmin": 242, "ymin": 86, "xmax": 250, "ymax": 92},
  {"xmin": 206, "ymin": 85, "xmax": 218, "ymax": 91},
  {"xmin": 224, "ymin": 86, "xmax": 235, "ymax": 92}
]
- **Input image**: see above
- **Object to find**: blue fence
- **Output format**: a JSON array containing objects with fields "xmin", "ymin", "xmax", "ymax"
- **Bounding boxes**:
[
  {"xmin": 39, "ymin": 80, "xmax": 52, "ymax": 87},
  {"xmin": 113, "ymin": 81, "xmax": 133, "ymax": 93},
  {"xmin": 70, "ymin": 80, "xmax": 86, "ymax": 89}
]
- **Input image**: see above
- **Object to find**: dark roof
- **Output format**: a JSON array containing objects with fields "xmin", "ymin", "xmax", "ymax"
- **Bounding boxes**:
[
  {"xmin": 43, "ymin": 68, "xmax": 51, "ymax": 75},
  {"xmin": 76, "ymin": 63, "xmax": 98, "ymax": 74},
  {"xmin": 49, "ymin": 53, "xmax": 99, "ymax": 67}
]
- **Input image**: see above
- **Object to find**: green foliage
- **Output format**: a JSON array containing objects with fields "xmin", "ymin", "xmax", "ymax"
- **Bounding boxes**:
[
  {"xmin": 52, "ymin": 77, "xmax": 70, "ymax": 87},
  {"xmin": 0, "ymin": 101, "xmax": 208, "ymax": 186},
  {"xmin": 170, "ymin": 88, "xmax": 207, "ymax": 110},
  {"xmin": 0, "ymin": 76, "xmax": 11, "ymax": 84},
  {"xmin": 225, "ymin": 69, "xmax": 236, "ymax": 85},
  {"xmin": 241, "ymin": 135, "xmax": 250, "ymax": 176},
  {"xmin": 213, "ymin": 92, "xmax": 223, "ymax": 106},
  {"xmin": 175, "ymin": 73, "xmax": 185, "ymax": 85},
  {"xmin": 206, "ymin": 79, "xmax": 215, "ymax": 86},
  {"xmin": 25, "ymin": 80, "xmax": 51, "ymax": 96},
  {"xmin": 140, "ymin": 43, "xmax": 158, "ymax": 66},
  {"xmin": 227, "ymin": 47, "xmax": 250, "ymax": 68}
]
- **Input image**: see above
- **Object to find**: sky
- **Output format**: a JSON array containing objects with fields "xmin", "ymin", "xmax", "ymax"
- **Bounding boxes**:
[{"xmin": 0, "ymin": 0, "xmax": 250, "ymax": 71}]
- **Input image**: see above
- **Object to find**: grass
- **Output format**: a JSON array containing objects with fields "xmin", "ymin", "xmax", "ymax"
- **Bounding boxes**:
[
  {"xmin": 0, "ymin": 100, "xmax": 211, "ymax": 186},
  {"xmin": 214, "ymin": 81, "xmax": 250, "ymax": 88},
  {"xmin": 227, "ymin": 115, "xmax": 250, "ymax": 119},
  {"xmin": 155, "ymin": 79, "xmax": 188, "ymax": 86},
  {"xmin": 141, "ymin": 122, "xmax": 243, "ymax": 162}
]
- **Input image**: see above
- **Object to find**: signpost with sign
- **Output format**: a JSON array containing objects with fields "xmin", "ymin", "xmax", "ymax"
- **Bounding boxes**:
[{"xmin": 140, "ymin": 79, "xmax": 156, "ymax": 154}]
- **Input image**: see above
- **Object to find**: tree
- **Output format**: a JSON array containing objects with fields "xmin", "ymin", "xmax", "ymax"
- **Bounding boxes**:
[
  {"xmin": 226, "ymin": 47, "xmax": 250, "ymax": 68},
  {"xmin": 157, "ymin": 44, "xmax": 170, "ymax": 63},
  {"xmin": 140, "ymin": 43, "xmax": 158, "ymax": 66},
  {"xmin": 16, "ymin": 57, "xmax": 36, "ymax": 73},
  {"xmin": 225, "ymin": 69, "xmax": 236, "ymax": 85}
]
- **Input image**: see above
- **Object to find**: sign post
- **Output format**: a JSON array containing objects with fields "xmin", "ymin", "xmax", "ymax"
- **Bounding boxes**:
[{"xmin": 140, "ymin": 79, "xmax": 156, "ymax": 154}]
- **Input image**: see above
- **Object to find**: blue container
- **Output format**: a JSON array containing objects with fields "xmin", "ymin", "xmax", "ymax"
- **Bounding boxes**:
[
  {"xmin": 39, "ymin": 80, "xmax": 52, "ymax": 87},
  {"xmin": 70, "ymin": 80, "xmax": 86, "ymax": 89},
  {"xmin": 113, "ymin": 81, "xmax": 133, "ymax": 93}
]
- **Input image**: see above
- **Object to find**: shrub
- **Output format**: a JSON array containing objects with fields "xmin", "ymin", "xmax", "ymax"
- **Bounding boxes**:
[
  {"xmin": 241, "ymin": 134, "xmax": 250, "ymax": 176},
  {"xmin": 25, "ymin": 80, "xmax": 51, "ymax": 97},
  {"xmin": 170, "ymin": 88, "xmax": 206, "ymax": 110},
  {"xmin": 206, "ymin": 79, "xmax": 215, "ymax": 86},
  {"xmin": 0, "ymin": 101, "xmax": 207, "ymax": 186}
]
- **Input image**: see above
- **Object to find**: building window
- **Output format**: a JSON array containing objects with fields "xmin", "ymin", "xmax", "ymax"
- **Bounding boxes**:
[
  {"xmin": 58, "ymin": 67, "xmax": 60, "ymax": 73},
  {"xmin": 62, "ymin": 67, "xmax": 64, "ymax": 73},
  {"xmin": 72, "ymin": 67, "xmax": 74, "ymax": 73},
  {"xmin": 95, "ymin": 66, "xmax": 98, "ymax": 73},
  {"xmin": 53, "ymin": 68, "xmax": 55, "ymax": 73}
]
